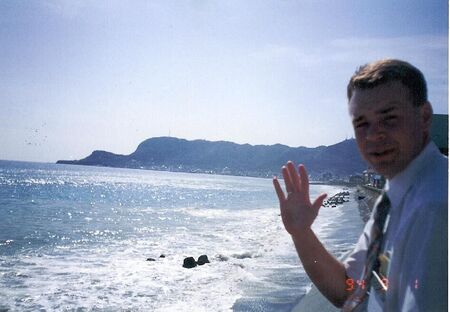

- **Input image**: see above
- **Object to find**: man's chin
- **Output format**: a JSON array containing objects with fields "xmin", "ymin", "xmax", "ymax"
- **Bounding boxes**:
[{"xmin": 365, "ymin": 150, "xmax": 398, "ymax": 170}]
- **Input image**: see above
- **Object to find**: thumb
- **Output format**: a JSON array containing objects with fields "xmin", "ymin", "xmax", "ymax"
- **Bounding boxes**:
[{"xmin": 312, "ymin": 193, "xmax": 327, "ymax": 210}]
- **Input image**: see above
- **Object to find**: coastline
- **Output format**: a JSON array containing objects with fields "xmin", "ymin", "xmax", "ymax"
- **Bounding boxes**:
[{"xmin": 291, "ymin": 186, "xmax": 380, "ymax": 312}]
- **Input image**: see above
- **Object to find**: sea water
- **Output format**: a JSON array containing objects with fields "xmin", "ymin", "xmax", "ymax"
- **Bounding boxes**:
[{"xmin": 0, "ymin": 161, "xmax": 364, "ymax": 311}]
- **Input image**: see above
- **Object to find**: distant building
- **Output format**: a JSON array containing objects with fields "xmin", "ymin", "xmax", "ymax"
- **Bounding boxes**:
[
  {"xmin": 321, "ymin": 172, "xmax": 333, "ymax": 181},
  {"xmin": 363, "ymin": 169, "xmax": 375, "ymax": 185},
  {"xmin": 431, "ymin": 114, "xmax": 448, "ymax": 155},
  {"xmin": 363, "ymin": 169, "xmax": 386, "ymax": 189},
  {"xmin": 372, "ymin": 174, "xmax": 386, "ymax": 189}
]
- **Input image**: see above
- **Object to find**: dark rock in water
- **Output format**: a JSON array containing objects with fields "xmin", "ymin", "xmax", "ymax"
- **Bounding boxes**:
[
  {"xmin": 197, "ymin": 255, "xmax": 210, "ymax": 265},
  {"xmin": 146, "ymin": 258, "xmax": 156, "ymax": 262},
  {"xmin": 159, "ymin": 254, "xmax": 166, "ymax": 258},
  {"xmin": 183, "ymin": 257, "xmax": 197, "ymax": 268}
]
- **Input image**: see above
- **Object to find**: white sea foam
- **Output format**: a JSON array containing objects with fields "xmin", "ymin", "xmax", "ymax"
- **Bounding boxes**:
[{"xmin": 0, "ymin": 163, "xmax": 364, "ymax": 311}]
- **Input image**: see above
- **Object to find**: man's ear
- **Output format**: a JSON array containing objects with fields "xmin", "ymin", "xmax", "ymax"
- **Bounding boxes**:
[{"xmin": 421, "ymin": 101, "xmax": 433, "ymax": 130}]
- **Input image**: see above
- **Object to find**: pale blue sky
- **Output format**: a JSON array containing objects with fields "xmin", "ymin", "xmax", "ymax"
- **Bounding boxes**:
[{"xmin": 1, "ymin": 0, "xmax": 448, "ymax": 162}]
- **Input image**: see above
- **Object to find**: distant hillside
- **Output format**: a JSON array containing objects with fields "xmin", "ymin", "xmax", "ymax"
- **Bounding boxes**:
[{"xmin": 56, "ymin": 137, "xmax": 367, "ymax": 178}]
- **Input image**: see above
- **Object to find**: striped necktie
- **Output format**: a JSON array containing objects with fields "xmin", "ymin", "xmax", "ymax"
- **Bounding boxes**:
[{"xmin": 342, "ymin": 192, "xmax": 391, "ymax": 311}]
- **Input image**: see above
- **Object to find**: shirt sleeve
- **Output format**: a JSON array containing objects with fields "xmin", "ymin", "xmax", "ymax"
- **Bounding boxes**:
[{"xmin": 344, "ymin": 217, "xmax": 374, "ymax": 280}]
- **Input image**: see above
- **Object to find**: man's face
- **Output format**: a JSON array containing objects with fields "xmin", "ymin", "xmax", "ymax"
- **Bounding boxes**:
[{"xmin": 349, "ymin": 81, "xmax": 431, "ymax": 179}]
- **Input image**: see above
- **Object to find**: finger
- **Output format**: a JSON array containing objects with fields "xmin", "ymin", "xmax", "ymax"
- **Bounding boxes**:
[
  {"xmin": 312, "ymin": 193, "xmax": 328, "ymax": 210},
  {"xmin": 298, "ymin": 164, "xmax": 310, "ymax": 200},
  {"xmin": 287, "ymin": 161, "xmax": 301, "ymax": 192},
  {"xmin": 281, "ymin": 166, "xmax": 295, "ymax": 194},
  {"xmin": 272, "ymin": 177, "xmax": 286, "ymax": 203}
]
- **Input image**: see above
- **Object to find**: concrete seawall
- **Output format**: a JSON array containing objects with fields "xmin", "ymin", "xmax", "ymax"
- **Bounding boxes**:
[
  {"xmin": 291, "ymin": 186, "xmax": 381, "ymax": 312},
  {"xmin": 355, "ymin": 185, "xmax": 381, "ymax": 222}
]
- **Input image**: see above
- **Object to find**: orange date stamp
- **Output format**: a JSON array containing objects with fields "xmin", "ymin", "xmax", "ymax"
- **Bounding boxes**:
[{"xmin": 345, "ymin": 278, "xmax": 420, "ymax": 291}]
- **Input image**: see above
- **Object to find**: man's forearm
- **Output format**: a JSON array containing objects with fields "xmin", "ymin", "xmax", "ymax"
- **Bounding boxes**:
[{"xmin": 291, "ymin": 228, "xmax": 349, "ymax": 307}]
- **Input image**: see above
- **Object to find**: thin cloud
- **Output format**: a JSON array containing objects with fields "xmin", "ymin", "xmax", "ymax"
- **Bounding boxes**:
[
  {"xmin": 252, "ymin": 35, "xmax": 446, "ymax": 67},
  {"xmin": 250, "ymin": 34, "xmax": 447, "ymax": 107},
  {"xmin": 328, "ymin": 35, "xmax": 448, "ymax": 108},
  {"xmin": 42, "ymin": 0, "xmax": 125, "ymax": 19},
  {"xmin": 250, "ymin": 44, "xmax": 324, "ymax": 67},
  {"xmin": 329, "ymin": 35, "xmax": 447, "ymax": 69}
]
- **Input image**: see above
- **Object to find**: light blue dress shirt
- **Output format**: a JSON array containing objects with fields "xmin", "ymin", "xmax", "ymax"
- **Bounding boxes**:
[{"xmin": 344, "ymin": 142, "xmax": 448, "ymax": 311}]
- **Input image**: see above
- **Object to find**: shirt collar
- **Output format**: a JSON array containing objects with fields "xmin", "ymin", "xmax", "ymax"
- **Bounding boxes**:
[{"xmin": 384, "ymin": 141, "xmax": 438, "ymax": 209}]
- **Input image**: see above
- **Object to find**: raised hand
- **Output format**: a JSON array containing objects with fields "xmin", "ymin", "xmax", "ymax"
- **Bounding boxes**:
[{"xmin": 273, "ymin": 161, "xmax": 327, "ymax": 237}]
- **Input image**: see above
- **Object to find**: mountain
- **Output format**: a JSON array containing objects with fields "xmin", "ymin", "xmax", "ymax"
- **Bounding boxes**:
[{"xmin": 56, "ymin": 137, "xmax": 367, "ymax": 178}]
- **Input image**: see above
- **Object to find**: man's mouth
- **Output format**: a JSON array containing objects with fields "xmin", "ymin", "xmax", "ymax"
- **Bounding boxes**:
[{"xmin": 369, "ymin": 148, "xmax": 395, "ymax": 158}]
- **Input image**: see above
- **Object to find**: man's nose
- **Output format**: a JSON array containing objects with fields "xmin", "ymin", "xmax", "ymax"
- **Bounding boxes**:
[{"xmin": 366, "ymin": 122, "xmax": 386, "ymax": 141}]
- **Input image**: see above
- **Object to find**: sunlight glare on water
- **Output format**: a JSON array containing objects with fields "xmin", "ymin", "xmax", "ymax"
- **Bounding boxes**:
[{"xmin": 0, "ymin": 161, "xmax": 363, "ymax": 311}]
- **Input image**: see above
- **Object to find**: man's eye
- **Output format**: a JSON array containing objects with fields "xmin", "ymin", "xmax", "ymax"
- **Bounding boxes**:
[
  {"xmin": 385, "ymin": 115, "xmax": 397, "ymax": 121},
  {"xmin": 355, "ymin": 122, "xmax": 368, "ymax": 129}
]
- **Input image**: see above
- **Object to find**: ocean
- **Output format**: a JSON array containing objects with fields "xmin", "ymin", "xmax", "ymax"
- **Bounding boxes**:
[{"xmin": 0, "ymin": 161, "xmax": 364, "ymax": 311}]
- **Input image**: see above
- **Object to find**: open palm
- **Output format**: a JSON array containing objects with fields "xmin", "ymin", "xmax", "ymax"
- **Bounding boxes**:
[{"xmin": 273, "ymin": 161, "xmax": 327, "ymax": 237}]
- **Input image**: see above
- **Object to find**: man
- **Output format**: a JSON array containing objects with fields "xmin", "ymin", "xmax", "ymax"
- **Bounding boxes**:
[{"xmin": 273, "ymin": 59, "xmax": 447, "ymax": 311}]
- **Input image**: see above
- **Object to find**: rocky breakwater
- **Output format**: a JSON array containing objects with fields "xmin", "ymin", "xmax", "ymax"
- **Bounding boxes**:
[{"xmin": 322, "ymin": 191, "xmax": 350, "ymax": 208}]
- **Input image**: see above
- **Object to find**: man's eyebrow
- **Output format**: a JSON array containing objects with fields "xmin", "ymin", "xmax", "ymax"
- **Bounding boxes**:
[
  {"xmin": 352, "ymin": 105, "xmax": 399, "ymax": 123},
  {"xmin": 376, "ymin": 106, "xmax": 398, "ymax": 115}
]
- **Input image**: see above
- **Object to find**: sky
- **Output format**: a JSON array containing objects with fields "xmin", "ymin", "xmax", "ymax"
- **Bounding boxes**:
[{"xmin": 0, "ymin": 0, "xmax": 448, "ymax": 163}]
